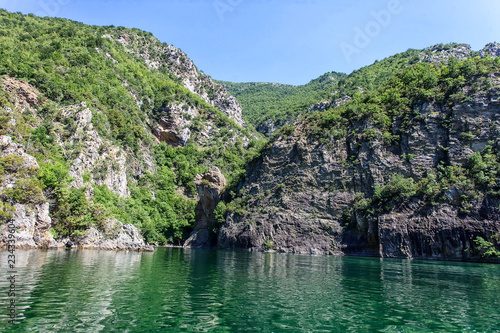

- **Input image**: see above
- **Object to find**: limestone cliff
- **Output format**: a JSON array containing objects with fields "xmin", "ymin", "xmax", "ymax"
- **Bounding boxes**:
[
  {"xmin": 0, "ymin": 134, "xmax": 152, "ymax": 251},
  {"xmin": 0, "ymin": 10, "xmax": 257, "ymax": 251},
  {"xmin": 419, "ymin": 43, "xmax": 473, "ymax": 64}
]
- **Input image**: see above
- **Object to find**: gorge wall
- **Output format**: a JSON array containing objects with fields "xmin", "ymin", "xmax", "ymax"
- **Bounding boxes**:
[{"xmin": 218, "ymin": 45, "xmax": 500, "ymax": 262}]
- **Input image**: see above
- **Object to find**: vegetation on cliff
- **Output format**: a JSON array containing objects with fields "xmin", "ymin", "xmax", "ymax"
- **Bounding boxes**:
[
  {"xmin": 0, "ymin": 9, "xmax": 261, "ymax": 245},
  {"xmin": 219, "ymin": 50, "xmax": 500, "ymax": 260},
  {"xmin": 1, "ymin": 8, "xmax": 499, "ymax": 258},
  {"xmin": 219, "ymin": 71, "xmax": 345, "ymax": 133}
]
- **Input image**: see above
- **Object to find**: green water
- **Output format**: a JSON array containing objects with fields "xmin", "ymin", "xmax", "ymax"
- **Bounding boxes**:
[{"xmin": 1, "ymin": 248, "xmax": 499, "ymax": 332}]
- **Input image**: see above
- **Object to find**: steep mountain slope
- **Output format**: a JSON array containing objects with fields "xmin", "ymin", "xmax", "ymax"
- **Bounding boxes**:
[
  {"xmin": 0, "ymin": 8, "xmax": 498, "ymax": 262},
  {"xmin": 221, "ymin": 49, "xmax": 428, "ymax": 136},
  {"xmin": 0, "ymin": 9, "xmax": 261, "ymax": 248},
  {"xmin": 218, "ymin": 45, "xmax": 500, "ymax": 262}
]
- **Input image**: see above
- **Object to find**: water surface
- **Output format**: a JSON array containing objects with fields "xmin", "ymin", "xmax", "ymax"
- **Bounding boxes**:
[{"xmin": 1, "ymin": 248, "xmax": 499, "ymax": 332}]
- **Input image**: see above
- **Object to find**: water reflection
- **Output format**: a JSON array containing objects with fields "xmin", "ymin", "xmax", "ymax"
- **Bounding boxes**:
[{"xmin": 1, "ymin": 249, "xmax": 499, "ymax": 332}]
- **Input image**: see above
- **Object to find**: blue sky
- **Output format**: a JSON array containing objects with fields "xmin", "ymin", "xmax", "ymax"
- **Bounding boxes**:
[{"xmin": 1, "ymin": 0, "xmax": 499, "ymax": 85}]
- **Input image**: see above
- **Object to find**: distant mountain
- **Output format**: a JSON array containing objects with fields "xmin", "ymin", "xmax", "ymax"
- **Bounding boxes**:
[{"xmin": 218, "ymin": 71, "xmax": 346, "ymax": 135}]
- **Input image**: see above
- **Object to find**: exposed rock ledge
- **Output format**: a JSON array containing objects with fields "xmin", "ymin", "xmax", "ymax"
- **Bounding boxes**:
[
  {"xmin": 0, "ymin": 207, "xmax": 154, "ymax": 252},
  {"xmin": 0, "ymin": 134, "xmax": 153, "ymax": 252}
]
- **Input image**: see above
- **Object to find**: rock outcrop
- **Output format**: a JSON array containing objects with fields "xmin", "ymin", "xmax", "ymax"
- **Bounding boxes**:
[
  {"xmin": 1, "ymin": 120, "xmax": 152, "ymax": 251},
  {"xmin": 0, "ymin": 213, "xmax": 154, "ymax": 251},
  {"xmin": 0, "ymin": 203, "xmax": 54, "ymax": 249},
  {"xmin": 257, "ymin": 119, "xmax": 278, "ymax": 136},
  {"xmin": 419, "ymin": 43, "xmax": 473, "ymax": 64},
  {"xmin": 108, "ymin": 31, "xmax": 245, "ymax": 128},
  {"xmin": 2, "ymin": 77, "xmax": 41, "ymax": 111},
  {"xmin": 0, "ymin": 132, "xmax": 153, "ymax": 251},
  {"xmin": 151, "ymin": 103, "xmax": 199, "ymax": 147},
  {"xmin": 480, "ymin": 42, "xmax": 500, "ymax": 58},
  {"xmin": 377, "ymin": 204, "xmax": 500, "ymax": 260},
  {"xmin": 218, "ymin": 71, "xmax": 500, "ymax": 262},
  {"xmin": 58, "ymin": 103, "xmax": 130, "ymax": 198},
  {"xmin": 75, "ymin": 220, "xmax": 154, "ymax": 252},
  {"xmin": 184, "ymin": 166, "xmax": 226, "ymax": 248}
]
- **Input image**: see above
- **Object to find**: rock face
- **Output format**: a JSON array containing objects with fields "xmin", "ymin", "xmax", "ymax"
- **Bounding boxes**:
[
  {"xmin": 0, "ymin": 203, "xmax": 54, "ymax": 249},
  {"xmin": 101, "ymin": 31, "xmax": 251, "ymax": 148},
  {"xmin": 419, "ymin": 43, "xmax": 473, "ymax": 64},
  {"xmin": 151, "ymin": 103, "xmax": 199, "ymax": 147},
  {"xmin": 377, "ymin": 205, "xmax": 500, "ymax": 260},
  {"xmin": 0, "ymin": 102, "xmax": 153, "ymax": 252},
  {"xmin": 307, "ymin": 96, "xmax": 352, "ymax": 114},
  {"xmin": 58, "ymin": 103, "xmax": 131, "ymax": 198},
  {"xmin": 76, "ymin": 220, "xmax": 154, "ymax": 252},
  {"xmin": 257, "ymin": 119, "xmax": 278, "ymax": 136},
  {"xmin": 184, "ymin": 166, "xmax": 226, "ymax": 248},
  {"xmin": 2, "ymin": 77, "xmax": 40, "ymax": 111},
  {"xmin": 0, "ymin": 214, "xmax": 154, "ymax": 251},
  {"xmin": 0, "ymin": 135, "xmax": 38, "ymax": 170},
  {"xmin": 480, "ymin": 42, "xmax": 500, "ymax": 58},
  {"xmin": 109, "ymin": 31, "xmax": 245, "ymax": 128},
  {"xmin": 218, "ymin": 73, "xmax": 500, "ymax": 262}
]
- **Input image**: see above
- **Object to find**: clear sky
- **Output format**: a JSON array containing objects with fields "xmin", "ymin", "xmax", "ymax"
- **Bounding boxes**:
[{"xmin": 1, "ymin": 0, "xmax": 499, "ymax": 85}]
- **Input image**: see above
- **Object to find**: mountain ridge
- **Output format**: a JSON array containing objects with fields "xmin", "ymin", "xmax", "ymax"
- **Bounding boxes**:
[{"xmin": 217, "ymin": 42, "xmax": 500, "ymax": 262}]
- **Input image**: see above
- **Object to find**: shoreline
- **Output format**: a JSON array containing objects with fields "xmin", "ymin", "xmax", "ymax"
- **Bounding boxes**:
[{"xmin": 2, "ymin": 246, "xmax": 498, "ymax": 264}]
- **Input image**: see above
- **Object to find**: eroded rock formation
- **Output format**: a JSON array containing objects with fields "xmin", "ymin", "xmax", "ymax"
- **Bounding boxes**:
[{"xmin": 184, "ymin": 166, "xmax": 226, "ymax": 248}]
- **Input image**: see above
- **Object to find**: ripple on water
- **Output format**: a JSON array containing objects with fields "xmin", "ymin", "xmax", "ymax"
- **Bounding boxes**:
[{"xmin": 0, "ymin": 249, "xmax": 499, "ymax": 332}]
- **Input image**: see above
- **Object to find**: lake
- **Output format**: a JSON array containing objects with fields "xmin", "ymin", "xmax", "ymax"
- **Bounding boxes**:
[{"xmin": 1, "ymin": 248, "xmax": 499, "ymax": 332}]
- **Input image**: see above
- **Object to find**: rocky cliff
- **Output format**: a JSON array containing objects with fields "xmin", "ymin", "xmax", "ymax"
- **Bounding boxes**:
[
  {"xmin": 0, "ymin": 9, "xmax": 259, "ymax": 250},
  {"xmin": 109, "ymin": 31, "xmax": 245, "ymax": 128},
  {"xmin": 0, "ymin": 133, "xmax": 152, "ymax": 251},
  {"xmin": 1, "ymin": 9, "xmax": 499, "ymax": 262},
  {"xmin": 184, "ymin": 166, "xmax": 226, "ymax": 248},
  {"xmin": 218, "ymin": 47, "xmax": 500, "ymax": 262}
]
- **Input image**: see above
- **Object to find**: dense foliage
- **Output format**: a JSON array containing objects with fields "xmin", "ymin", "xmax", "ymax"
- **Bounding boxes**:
[
  {"xmin": 222, "ymin": 49, "xmax": 424, "ymax": 134},
  {"xmin": 1, "ymin": 8, "xmax": 498, "ymax": 255},
  {"xmin": 219, "ymin": 72, "xmax": 345, "ymax": 132}
]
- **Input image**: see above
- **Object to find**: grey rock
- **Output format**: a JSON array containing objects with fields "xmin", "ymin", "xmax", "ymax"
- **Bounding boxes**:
[
  {"xmin": 480, "ymin": 42, "xmax": 500, "ymax": 58},
  {"xmin": 77, "ymin": 220, "xmax": 154, "ymax": 252},
  {"xmin": 184, "ymin": 166, "xmax": 227, "ymax": 248},
  {"xmin": 0, "ymin": 203, "xmax": 54, "ymax": 249},
  {"xmin": 218, "ymin": 75, "xmax": 500, "ymax": 261},
  {"xmin": 110, "ymin": 32, "xmax": 245, "ymax": 127},
  {"xmin": 419, "ymin": 43, "xmax": 472, "ymax": 64}
]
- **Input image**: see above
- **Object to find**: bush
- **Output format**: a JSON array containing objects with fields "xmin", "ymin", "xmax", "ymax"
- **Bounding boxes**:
[
  {"xmin": 214, "ymin": 201, "xmax": 227, "ymax": 224},
  {"xmin": 276, "ymin": 183, "xmax": 286, "ymax": 192},
  {"xmin": 374, "ymin": 174, "xmax": 416, "ymax": 202},
  {"xmin": 0, "ymin": 201, "xmax": 14, "ymax": 221},
  {"xmin": 474, "ymin": 236, "xmax": 500, "ymax": 258},
  {"xmin": 263, "ymin": 236, "xmax": 275, "ymax": 250},
  {"xmin": 3, "ymin": 178, "xmax": 44, "ymax": 204}
]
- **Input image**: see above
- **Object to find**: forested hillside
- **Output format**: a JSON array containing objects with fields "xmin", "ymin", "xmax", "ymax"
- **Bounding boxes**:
[
  {"xmin": 0, "ymin": 9, "xmax": 261, "ymax": 247},
  {"xmin": 222, "ymin": 46, "xmax": 472, "ymax": 136},
  {"xmin": 0, "ymin": 8, "xmax": 498, "ymax": 260},
  {"xmin": 219, "ymin": 71, "xmax": 345, "ymax": 134}
]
